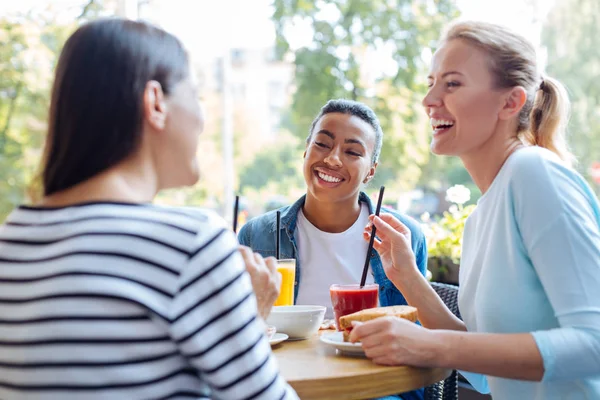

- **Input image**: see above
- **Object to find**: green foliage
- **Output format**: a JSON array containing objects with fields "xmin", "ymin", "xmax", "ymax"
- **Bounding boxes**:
[
  {"xmin": 272, "ymin": 0, "xmax": 460, "ymax": 191},
  {"xmin": 542, "ymin": 0, "xmax": 600, "ymax": 194},
  {"xmin": 0, "ymin": 17, "xmax": 57, "ymax": 220},
  {"xmin": 0, "ymin": 2, "xmax": 111, "ymax": 222},
  {"xmin": 0, "ymin": 21, "xmax": 29, "ymax": 217},
  {"xmin": 239, "ymin": 132, "xmax": 305, "ymax": 196},
  {"xmin": 422, "ymin": 185, "xmax": 475, "ymax": 264}
]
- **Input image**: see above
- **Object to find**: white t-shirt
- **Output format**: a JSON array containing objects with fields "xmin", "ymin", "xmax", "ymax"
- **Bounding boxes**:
[{"xmin": 294, "ymin": 204, "xmax": 374, "ymax": 318}]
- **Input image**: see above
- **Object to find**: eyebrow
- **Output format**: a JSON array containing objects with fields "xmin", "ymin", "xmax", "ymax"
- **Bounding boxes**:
[
  {"xmin": 427, "ymin": 71, "xmax": 465, "ymax": 80},
  {"xmin": 316, "ymin": 130, "xmax": 367, "ymax": 149},
  {"xmin": 345, "ymin": 138, "xmax": 366, "ymax": 148},
  {"xmin": 316, "ymin": 130, "xmax": 335, "ymax": 140}
]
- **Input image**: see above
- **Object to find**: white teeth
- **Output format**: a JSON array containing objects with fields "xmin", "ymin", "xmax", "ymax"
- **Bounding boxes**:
[
  {"xmin": 318, "ymin": 171, "xmax": 342, "ymax": 183},
  {"xmin": 430, "ymin": 118, "xmax": 455, "ymax": 128}
]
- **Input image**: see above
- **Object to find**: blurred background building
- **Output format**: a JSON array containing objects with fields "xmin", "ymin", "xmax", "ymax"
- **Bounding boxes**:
[{"xmin": 1, "ymin": 0, "xmax": 598, "ymax": 227}]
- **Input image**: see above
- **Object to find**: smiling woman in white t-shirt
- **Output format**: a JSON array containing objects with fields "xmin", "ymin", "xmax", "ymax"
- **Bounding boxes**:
[{"xmin": 239, "ymin": 99, "xmax": 429, "ymax": 400}]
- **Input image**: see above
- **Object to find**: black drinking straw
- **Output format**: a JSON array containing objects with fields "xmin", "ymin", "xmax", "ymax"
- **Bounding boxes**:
[
  {"xmin": 276, "ymin": 211, "xmax": 281, "ymax": 259},
  {"xmin": 360, "ymin": 186, "xmax": 385, "ymax": 288},
  {"xmin": 232, "ymin": 195, "xmax": 240, "ymax": 233}
]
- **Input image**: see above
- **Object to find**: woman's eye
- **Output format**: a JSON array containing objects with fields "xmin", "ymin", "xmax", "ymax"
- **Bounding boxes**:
[
  {"xmin": 446, "ymin": 81, "xmax": 460, "ymax": 88},
  {"xmin": 315, "ymin": 142, "xmax": 328, "ymax": 148},
  {"xmin": 347, "ymin": 151, "xmax": 361, "ymax": 157},
  {"xmin": 427, "ymin": 81, "xmax": 434, "ymax": 88}
]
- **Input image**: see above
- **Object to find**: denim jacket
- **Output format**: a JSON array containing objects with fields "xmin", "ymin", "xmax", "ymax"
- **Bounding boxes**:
[
  {"xmin": 238, "ymin": 192, "xmax": 428, "ymax": 400},
  {"xmin": 238, "ymin": 192, "xmax": 428, "ymax": 313}
]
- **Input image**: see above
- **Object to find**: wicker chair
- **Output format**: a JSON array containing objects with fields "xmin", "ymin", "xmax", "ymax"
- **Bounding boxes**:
[{"xmin": 423, "ymin": 282, "xmax": 461, "ymax": 400}]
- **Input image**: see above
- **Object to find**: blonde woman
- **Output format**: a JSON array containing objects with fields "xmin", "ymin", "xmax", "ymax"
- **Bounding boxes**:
[{"xmin": 351, "ymin": 21, "xmax": 600, "ymax": 399}]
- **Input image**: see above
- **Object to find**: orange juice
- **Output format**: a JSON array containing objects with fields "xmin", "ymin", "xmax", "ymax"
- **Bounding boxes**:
[{"xmin": 275, "ymin": 259, "xmax": 296, "ymax": 306}]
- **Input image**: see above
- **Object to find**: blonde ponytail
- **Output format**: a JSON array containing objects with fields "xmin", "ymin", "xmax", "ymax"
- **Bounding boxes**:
[{"xmin": 524, "ymin": 76, "xmax": 574, "ymax": 167}]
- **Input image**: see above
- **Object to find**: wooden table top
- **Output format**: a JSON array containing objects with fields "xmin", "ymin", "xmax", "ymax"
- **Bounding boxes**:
[{"xmin": 272, "ymin": 331, "xmax": 451, "ymax": 400}]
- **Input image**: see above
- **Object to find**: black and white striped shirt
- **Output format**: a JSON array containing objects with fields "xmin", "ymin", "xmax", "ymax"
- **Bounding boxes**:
[{"xmin": 0, "ymin": 202, "xmax": 297, "ymax": 400}]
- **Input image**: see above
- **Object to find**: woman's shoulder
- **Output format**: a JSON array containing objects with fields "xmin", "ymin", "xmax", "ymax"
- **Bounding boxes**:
[
  {"xmin": 136, "ymin": 204, "xmax": 224, "ymax": 229},
  {"xmin": 111, "ymin": 204, "xmax": 230, "ymax": 243},
  {"xmin": 360, "ymin": 193, "xmax": 423, "ymax": 238},
  {"xmin": 505, "ymin": 146, "xmax": 588, "ymax": 192},
  {"xmin": 6, "ymin": 201, "xmax": 218, "ymax": 226},
  {"xmin": 155, "ymin": 204, "xmax": 221, "ymax": 224},
  {"xmin": 501, "ymin": 147, "xmax": 600, "ymax": 222},
  {"xmin": 506, "ymin": 146, "xmax": 571, "ymax": 178},
  {"xmin": 244, "ymin": 209, "xmax": 277, "ymax": 227},
  {"xmin": 241, "ymin": 205, "xmax": 293, "ymax": 233}
]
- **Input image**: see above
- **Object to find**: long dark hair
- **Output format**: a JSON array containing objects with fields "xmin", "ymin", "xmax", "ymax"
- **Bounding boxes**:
[{"xmin": 42, "ymin": 18, "xmax": 189, "ymax": 196}]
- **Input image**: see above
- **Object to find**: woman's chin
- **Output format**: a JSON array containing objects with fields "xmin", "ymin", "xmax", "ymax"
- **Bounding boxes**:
[
  {"xmin": 161, "ymin": 167, "xmax": 200, "ymax": 191},
  {"xmin": 430, "ymin": 141, "xmax": 455, "ymax": 156},
  {"xmin": 430, "ymin": 142, "xmax": 445, "ymax": 155},
  {"xmin": 187, "ymin": 168, "xmax": 201, "ymax": 186}
]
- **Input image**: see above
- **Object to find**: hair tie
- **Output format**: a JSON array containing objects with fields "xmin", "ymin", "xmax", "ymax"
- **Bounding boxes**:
[{"xmin": 538, "ymin": 78, "xmax": 547, "ymax": 93}]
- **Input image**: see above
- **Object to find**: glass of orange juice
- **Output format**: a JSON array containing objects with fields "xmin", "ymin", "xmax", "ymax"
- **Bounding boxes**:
[{"xmin": 274, "ymin": 259, "xmax": 296, "ymax": 306}]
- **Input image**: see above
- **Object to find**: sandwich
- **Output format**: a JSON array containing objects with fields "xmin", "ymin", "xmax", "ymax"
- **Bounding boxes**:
[{"xmin": 338, "ymin": 305, "xmax": 418, "ymax": 342}]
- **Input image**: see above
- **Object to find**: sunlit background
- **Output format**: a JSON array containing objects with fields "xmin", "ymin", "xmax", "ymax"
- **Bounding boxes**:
[{"xmin": 1, "ymin": 0, "xmax": 599, "ymax": 230}]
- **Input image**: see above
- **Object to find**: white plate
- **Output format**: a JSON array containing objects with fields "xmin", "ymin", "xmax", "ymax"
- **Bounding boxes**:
[
  {"xmin": 269, "ymin": 332, "xmax": 288, "ymax": 346},
  {"xmin": 319, "ymin": 331, "xmax": 365, "ymax": 356}
]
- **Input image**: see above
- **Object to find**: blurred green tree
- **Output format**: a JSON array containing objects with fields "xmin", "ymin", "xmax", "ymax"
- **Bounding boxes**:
[
  {"xmin": 239, "ymin": 131, "xmax": 305, "ymax": 196},
  {"xmin": 272, "ymin": 0, "xmax": 459, "ymax": 193},
  {"xmin": 0, "ymin": 2, "xmax": 109, "ymax": 221},
  {"xmin": 542, "ymin": 0, "xmax": 600, "ymax": 194},
  {"xmin": 0, "ymin": 17, "xmax": 57, "ymax": 219}
]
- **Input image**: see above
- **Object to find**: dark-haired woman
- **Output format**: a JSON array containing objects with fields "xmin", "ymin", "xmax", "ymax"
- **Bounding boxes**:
[{"xmin": 0, "ymin": 18, "xmax": 297, "ymax": 400}]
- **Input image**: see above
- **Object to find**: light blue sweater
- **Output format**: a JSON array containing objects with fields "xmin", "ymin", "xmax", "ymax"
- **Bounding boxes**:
[{"xmin": 458, "ymin": 146, "xmax": 600, "ymax": 399}]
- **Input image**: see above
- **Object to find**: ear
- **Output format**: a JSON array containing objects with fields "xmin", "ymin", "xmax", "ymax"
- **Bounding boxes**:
[
  {"xmin": 143, "ymin": 80, "xmax": 168, "ymax": 130},
  {"xmin": 498, "ymin": 86, "xmax": 527, "ymax": 121},
  {"xmin": 363, "ymin": 162, "xmax": 378, "ymax": 183}
]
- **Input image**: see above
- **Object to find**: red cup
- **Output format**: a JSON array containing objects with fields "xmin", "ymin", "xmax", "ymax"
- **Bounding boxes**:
[{"xmin": 329, "ymin": 284, "xmax": 379, "ymax": 331}]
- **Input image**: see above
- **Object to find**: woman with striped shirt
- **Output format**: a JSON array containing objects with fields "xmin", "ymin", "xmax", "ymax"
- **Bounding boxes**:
[{"xmin": 0, "ymin": 18, "xmax": 297, "ymax": 400}]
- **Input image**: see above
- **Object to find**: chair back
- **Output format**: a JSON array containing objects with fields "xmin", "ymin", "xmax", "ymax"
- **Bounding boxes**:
[{"xmin": 423, "ymin": 282, "xmax": 460, "ymax": 400}]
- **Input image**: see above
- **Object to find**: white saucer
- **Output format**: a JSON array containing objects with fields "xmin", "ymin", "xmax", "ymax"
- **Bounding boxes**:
[
  {"xmin": 269, "ymin": 332, "xmax": 288, "ymax": 346},
  {"xmin": 319, "ymin": 331, "xmax": 365, "ymax": 356}
]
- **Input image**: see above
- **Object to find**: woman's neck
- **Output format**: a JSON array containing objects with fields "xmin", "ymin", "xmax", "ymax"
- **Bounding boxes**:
[
  {"xmin": 460, "ymin": 130, "xmax": 524, "ymax": 195},
  {"xmin": 302, "ymin": 192, "xmax": 362, "ymax": 233},
  {"xmin": 39, "ymin": 155, "xmax": 158, "ymax": 207}
]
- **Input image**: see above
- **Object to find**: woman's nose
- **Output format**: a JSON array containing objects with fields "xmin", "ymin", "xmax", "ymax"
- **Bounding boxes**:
[
  {"xmin": 422, "ymin": 87, "xmax": 443, "ymax": 110},
  {"xmin": 324, "ymin": 148, "xmax": 342, "ymax": 167}
]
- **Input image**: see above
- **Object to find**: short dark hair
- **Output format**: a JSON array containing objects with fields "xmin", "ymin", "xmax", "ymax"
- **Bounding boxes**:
[
  {"xmin": 307, "ymin": 99, "xmax": 383, "ymax": 164},
  {"xmin": 42, "ymin": 18, "xmax": 189, "ymax": 196}
]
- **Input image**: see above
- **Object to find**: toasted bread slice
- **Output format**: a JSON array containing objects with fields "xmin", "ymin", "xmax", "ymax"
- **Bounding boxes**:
[{"xmin": 339, "ymin": 306, "xmax": 418, "ymax": 342}]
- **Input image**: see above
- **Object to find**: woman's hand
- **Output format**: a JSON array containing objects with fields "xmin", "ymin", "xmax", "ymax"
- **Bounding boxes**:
[
  {"xmin": 349, "ymin": 317, "xmax": 440, "ymax": 367},
  {"xmin": 364, "ymin": 214, "xmax": 419, "ymax": 282},
  {"xmin": 239, "ymin": 246, "xmax": 281, "ymax": 321}
]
